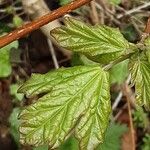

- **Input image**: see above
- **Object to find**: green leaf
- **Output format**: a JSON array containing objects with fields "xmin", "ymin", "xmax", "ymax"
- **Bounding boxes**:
[
  {"xmin": 71, "ymin": 53, "xmax": 83, "ymax": 66},
  {"xmin": 0, "ymin": 40, "xmax": 18, "ymax": 77},
  {"xmin": 10, "ymin": 84, "xmax": 24, "ymax": 102},
  {"xmin": 59, "ymin": 136, "xmax": 79, "ymax": 150},
  {"xmin": 18, "ymin": 66, "xmax": 111, "ymax": 149},
  {"xmin": 144, "ymin": 37, "xmax": 150, "ymax": 46},
  {"xmin": 60, "ymin": 123, "xmax": 127, "ymax": 150},
  {"xmin": 133, "ymin": 107, "xmax": 149, "ymax": 129},
  {"xmin": 110, "ymin": 60, "xmax": 129, "ymax": 84},
  {"xmin": 129, "ymin": 52, "xmax": 150, "ymax": 109},
  {"xmin": 51, "ymin": 18, "xmax": 131, "ymax": 63},
  {"xmin": 109, "ymin": 0, "xmax": 121, "ymax": 5},
  {"xmin": 80, "ymin": 54, "xmax": 99, "ymax": 66},
  {"xmin": 97, "ymin": 123, "xmax": 127, "ymax": 150},
  {"xmin": 33, "ymin": 145, "xmax": 48, "ymax": 150},
  {"xmin": 13, "ymin": 15, "xmax": 23, "ymax": 28},
  {"xmin": 9, "ymin": 108, "xmax": 21, "ymax": 147},
  {"xmin": 59, "ymin": 0, "xmax": 71, "ymax": 5},
  {"xmin": 59, "ymin": 123, "xmax": 127, "ymax": 150},
  {"xmin": 71, "ymin": 53, "xmax": 98, "ymax": 67}
]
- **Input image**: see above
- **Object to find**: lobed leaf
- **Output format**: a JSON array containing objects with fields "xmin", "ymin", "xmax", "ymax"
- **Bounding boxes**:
[
  {"xmin": 59, "ymin": 136, "xmax": 79, "ymax": 150},
  {"xmin": 51, "ymin": 18, "xmax": 132, "ymax": 63},
  {"xmin": 141, "ymin": 134, "xmax": 150, "ymax": 150},
  {"xmin": 75, "ymin": 70, "xmax": 110, "ymax": 150},
  {"xmin": 18, "ymin": 66, "xmax": 111, "ymax": 149},
  {"xmin": 129, "ymin": 52, "xmax": 150, "ymax": 109},
  {"xmin": 109, "ymin": 0, "xmax": 121, "ymax": 5},
  {"xmin": 86, "ymin": 52, "xmax": 123, "ymax": 64}
]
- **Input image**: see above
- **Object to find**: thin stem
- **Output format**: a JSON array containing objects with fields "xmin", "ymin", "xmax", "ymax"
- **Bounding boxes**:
[
  {"xmin": 117, "ymin": 2, "xmax": 150, "ymax": 19},
  {"xmin": 123, "ymin": 83, "xmax": 136, "ymax": 150},
  {"xmin": 47, "ymin": 39, "xmax": 59, "ymax": 69},
  {"xmin": 0, "ymin": 0, "xmax": 92, "ymax": 48},
  {"xmin": 112, "ymin": 75, "xmax": 131, "ymax": 110},
  {"xmin": 90, "ymin": 1, "xmax": 99, "ymax": 24}
]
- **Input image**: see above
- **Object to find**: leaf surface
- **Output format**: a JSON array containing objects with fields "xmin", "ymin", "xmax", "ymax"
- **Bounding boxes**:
[
  {"xmin": 19, "ymin": 66, "xmax": 111, "ymax": 149},
  {"xmin": 51, "ymin": 18, "xmax": 131, "ymax": 63},
  {"xmin": 129, "ymin": 52, "xmax": 150, "ymax": 109},
  {"xmin": 75, "ymin": 70, "xmax": 110, "ymax": 150}
]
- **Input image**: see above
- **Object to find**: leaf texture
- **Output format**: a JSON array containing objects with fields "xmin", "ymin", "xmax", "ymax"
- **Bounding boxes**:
[
  {"xmin": 129, "ymin": 52, "xmax": 150, "ymax": 109},
  {"xmin": 75, "ymin": 70, "xmax": 110, "ymax": 150},
  {"xmin": 51, "ymin": 18, "xmax": 130, "ymax": 63},
  {"xmin": 19, "ymin": 66, "xmax": 111, "ymax": 149}
]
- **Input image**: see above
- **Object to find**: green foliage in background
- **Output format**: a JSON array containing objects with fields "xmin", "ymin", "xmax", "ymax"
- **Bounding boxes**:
[
  {"xmin": 133, "ymin": 107, "xmax": 149, "ymax": 129},
  {"xmin": 60, "ymin": 136, "xmax": 79, "ymax": 150},
  {"xmin": 121, "ymin": 24, "xmax": 139, "ymax": 43},
  {"xmin": 129, "ymin": 52, "xmax": 150, "ymax": 110},
  {"xmin": 110, "ymin": 60, "xmax": 128, "ymax": 84},
  {"xmin": 110, "ymin": 0, "xmax": 121, "ymax": 5},
  {"xmin": 141, "ymin": 134, "xmax": 150, "ymax": 150},
  {"xmin": 0, "ymin": 40, "xmax": 18, "ymax": 78},
  {"xmin": 59, "ymin": 0, "xmax": 121, "ymax": 6},
  {"xmin": 0, "ymin": 23, "xmax": 11, "ymax": 34},
  {"xmin": 32, "ymin": 123, "xmax": 127, "ymax": 150},
  {"xmin": 10, "ymin": 84, "xmax": 24, "ymax": 102},
  {"xmin": 97, "ymin": 123, "xmax": 127, "ymax": 150},
  {"xmin": 59, "ymin": 0, "xmax": 71, "ymax": 5},
  {"xmin": 33, "ymin": 145, "xmax": 49, "ymax": 150},
  {"xmin": 9, "ymin": 108, "xmax": 21, "ymax": 147},
  {"xmin": 51, "ymin": 18, "xmax": 135, "ymax": 64}
]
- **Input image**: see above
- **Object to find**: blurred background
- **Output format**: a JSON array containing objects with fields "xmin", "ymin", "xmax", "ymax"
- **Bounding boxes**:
[{"xmin": 0, "ymin": 0, "xmax": 150, "ymax": 149}]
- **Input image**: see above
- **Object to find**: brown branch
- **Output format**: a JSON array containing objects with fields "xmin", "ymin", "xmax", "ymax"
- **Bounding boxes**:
[
  {"xmin": 144, "ymin": 16, "xmax": 150, "ymax": 33},
  {"xmin": 139, "ymin": 16, "xmax": 150, "ymax": 43},
  {"xmin": 0, "ymin": 0, "xmax": 92, "ymax": 48},
  {"xmin": 123, "ymin": 83, "xmax": 136, "ymax": 150},
  {"xmin": 90, "ymin": 1, "xmax": 99, "ymax": 24},
  {"xmin": 21, "ymin": 0, "xmax": 72, "ymax": 57}
]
